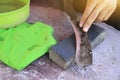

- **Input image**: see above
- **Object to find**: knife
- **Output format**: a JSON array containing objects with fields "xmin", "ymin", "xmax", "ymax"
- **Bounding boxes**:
[{"xmin": 75, "ymin": 22, "xmax": 92, "ymax": 67}]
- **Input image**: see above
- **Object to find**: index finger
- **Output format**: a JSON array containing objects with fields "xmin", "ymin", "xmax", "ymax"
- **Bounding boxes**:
[{"xmin": 79, "ymin": 0, "xmax": 99, "ymax": 27}]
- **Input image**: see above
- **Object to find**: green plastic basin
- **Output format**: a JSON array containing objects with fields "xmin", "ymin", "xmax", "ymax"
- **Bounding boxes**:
[{"xmin": 0, "ymin": 0, "xmax": 30, "ymax": 28}]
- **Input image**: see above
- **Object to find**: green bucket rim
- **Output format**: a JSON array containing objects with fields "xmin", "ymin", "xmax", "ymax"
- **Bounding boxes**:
[{"xmin": 0, "ymin": 0, "xmax": 30, "ymax": 15}]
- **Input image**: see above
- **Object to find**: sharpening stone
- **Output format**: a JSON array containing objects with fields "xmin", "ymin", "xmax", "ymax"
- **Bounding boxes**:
[{"xmin": 49, "ymin": 24, "xmax": 105, "ymax": 69}]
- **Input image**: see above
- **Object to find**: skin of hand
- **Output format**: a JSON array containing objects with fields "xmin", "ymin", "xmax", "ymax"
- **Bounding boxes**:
[{"xmin": 79, "ymin": 0, "xmax": 117, "ymax": 32}]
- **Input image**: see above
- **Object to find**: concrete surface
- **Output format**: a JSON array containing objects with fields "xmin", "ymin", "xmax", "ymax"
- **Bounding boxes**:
[{"xmin": 0, "ymin": 5, "xmax": 120, "ymax": 80}]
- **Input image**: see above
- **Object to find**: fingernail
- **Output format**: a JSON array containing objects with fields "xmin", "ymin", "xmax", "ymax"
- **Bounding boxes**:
[
  {"xmin": 79, "ymin": 23, "xmax": 83, "ymax": 27},
  {"xmin": 83, "ymin": 27, "xmax": 88, "ymax": 32}
]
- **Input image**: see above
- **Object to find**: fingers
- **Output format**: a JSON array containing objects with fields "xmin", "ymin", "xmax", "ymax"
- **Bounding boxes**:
[
  {"xmin": 79, "ymin": 0, "xmax": 99, "ymax": 27},
  {"xmin": 95, "ymin": 6, "xmax": 110, "ymax": 22},
  {"xmin": 96, "ymin": 0, "xmax": 117, "ymax": 22},
  {"xmin": 103, "ymin": 6, "xmax": 116, "ymax": 20},
  {"xmin": 82, "ymin": 1, "xmax": 106, "ymax": 32},
  {"xmin": 79, "ymin": 0, "xmax": 117, "ymax": 32}
]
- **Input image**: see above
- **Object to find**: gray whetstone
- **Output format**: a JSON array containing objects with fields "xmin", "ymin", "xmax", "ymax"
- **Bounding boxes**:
[{"xmin": 49, "ymin": 24, "xmax": 105, "ymax": 69}]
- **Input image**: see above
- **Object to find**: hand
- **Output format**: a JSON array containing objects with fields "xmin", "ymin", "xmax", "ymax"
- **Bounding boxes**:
[{"xmin": 80, "ymin": 0, "xmax": 117, "ymax": 32}]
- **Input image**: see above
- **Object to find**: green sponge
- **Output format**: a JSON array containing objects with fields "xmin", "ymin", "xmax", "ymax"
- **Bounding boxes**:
[{"xmin": 0, "ymin": 22, "xmax": 57, "ymax": 70}]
